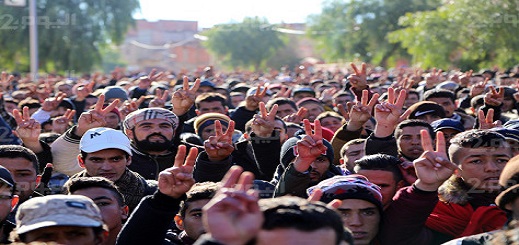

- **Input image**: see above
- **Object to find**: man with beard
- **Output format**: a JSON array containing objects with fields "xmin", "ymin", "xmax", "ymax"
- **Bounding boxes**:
[
  {"xmin": 273, "ymin": 119, "xmax": 342, "ymax": 198},
  {"xmin": 52, "ymin": 77, "xmax": 199, "ymax": 180},
  {"xmin": 122, "ymin": 107, "xmax": 182, "ymax": 180}
]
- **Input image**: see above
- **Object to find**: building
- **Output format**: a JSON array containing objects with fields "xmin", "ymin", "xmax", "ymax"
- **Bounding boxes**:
[{"xmin": 120, "ymin": 19, "xmax": 212, "ymax": 72}]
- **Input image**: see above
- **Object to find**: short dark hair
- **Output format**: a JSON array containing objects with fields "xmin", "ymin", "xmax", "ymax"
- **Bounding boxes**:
[
  {"xmin": 80, "ymin": 150, "xmax": 130, "ymax": 161},
  {"xmin": 394, "ymin": 119, "xmax": 434, "ymax": 140},
  {"xmin": 266, "ymin": 98, "xmax": 297, "ymax": 112},
  {"xmin": 424, "ymin": 89, "xmax": 456, "ymax": 103},
  {"xmin": 0, "ymin": 145, "xmax": 39, "ymax": 174},
  {"xmin": 340, "ymin": 139, "xmax": 365, "ymax": 158},
  {"xmin": 259, "ymin": 196, "xmax": 344, "ymax": 245},
  {"xmin": 449, "ymin": 129, "xmax": 510, "ymax": 164},
  {"xmin": 353, "ymin": 154, "xmax": 403, "ymax": 183},
  {"xmin": 63, "ymin": 177, "xmax": 125, "ymax": 206},
  {"xmin": 195, "ymin": 93, "xmax": 227, "ymax": 109},
  {"xmin": 178, "ymin": 182, "xmax": 218, "ymax": 217},
  {"xmin": 407, "ymin": 89, "xmax": 420, "ymax": 100}
]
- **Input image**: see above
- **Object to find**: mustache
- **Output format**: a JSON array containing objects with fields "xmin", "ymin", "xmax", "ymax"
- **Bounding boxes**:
[{"xmin": 146, "ymin": 133, "xmax": 168, "ymax": 140}]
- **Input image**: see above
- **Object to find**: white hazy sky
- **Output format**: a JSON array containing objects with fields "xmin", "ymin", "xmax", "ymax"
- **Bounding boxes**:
[{"xmin": 135, "ymin": 0, "xmax": 326, "ymax": 28}]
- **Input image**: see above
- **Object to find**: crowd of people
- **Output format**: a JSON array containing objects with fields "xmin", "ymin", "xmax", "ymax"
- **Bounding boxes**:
[{"xmin": 0, "ymin": 63, "xmax": 518, "ymax": 244}]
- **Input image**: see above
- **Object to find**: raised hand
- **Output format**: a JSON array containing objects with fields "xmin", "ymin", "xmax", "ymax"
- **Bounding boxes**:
[
  {"xmin": 204, "ymin": 120, "xmax": 236, "ymax": 162},
  {"xmin": 336, "ymin": 103, "xmax": 351, "ymax": 122},
  {"xmin": 307, "ymin": 188, "xmax": 342, "ymax": 209},
  {"xmin": 478, "ymin": 108, "xmax": 501, "ymax": 130},
  {"xmin": 484, "ymin": 86, "xmax": 504, "ymax": 107},
  {"xmin": 52, "ymin": 109, "xmax": 76, "ymax": 134},
  {"xmin": 203, "ymin": 166, "xmax": 262, "ymax": 245},
  {"xmin": 470, "ymin": 78, "xmax": 489, "ymax": 98},
  {"xmin": 283, "ymin": 107, "xmax": 308, "ymax": 124},
  {"xmin": 347, "ymin": 90, "xmax": 379, "ymax": 131},
  {"xmin": 273, "ymin": 86, "xmax": 291, "ymax": 98},
  {"xmin": 138, "ymin": 69, "xmax": 164, "ymax": 89},
  {"xmin": 119, "ymin": 96, "xmax": 146, "ymax": 119},
  {"xmin": 348, "ymin": 63, "xmax": 368, "ymax": 90},
  {"xmin": 245, "ymin": 85, "xmax": 268, "ymax": 111},
  {"xmin": 373, "ymin": 87, "xmax": 410, "ymax": 137},
  {"xmin": 158, "ymin": 145, "xmax": 198, "ymax": 198},
  {"xmin": 425, "ymin": 68, "xmax": 443, "ymax": 88},
  {"xmin": 41, "ymin": 92, "xmax": 67, "ymax": 112},
  {"xmin": 414, "ymin": 130, "xmax": 458, "ymax": 191},
  {"xmin": 13, "ymin": 106, "xmax": 41, "ymax": 144},
  {"xmin": 251, "ymin": 102, "xmax": 278, "ymax": 137},
  {"xmin": 319, "ymin": 87, "xmax": 338, "ymax": 104},
  {"xmin": 171, "ymin": 76, "xmax": 200, "ymax": 116},
  {"xmin": 459, "ymin": 70, "xmax": 473, "ymax": 87},
  {"xmin": 76, "ymin": 94, "xmax": 120, "ymax": 136},
  {"xmin": 293, "ymin": 119, "xmax": 328, "ymax": 173},
  {"xmin": 0, "ymin": 71, "xmax": 14, "ymax": 92},
  {"xmin": 149, "ymin": 89, "xmax": 169, "ymax": 108},
  {"xmin": 76, "ymin": 81, "xmax": 95, "ymax": 101}
]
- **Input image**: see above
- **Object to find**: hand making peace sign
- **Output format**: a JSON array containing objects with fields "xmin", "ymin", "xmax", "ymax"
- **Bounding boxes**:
[
  {"xmin": 293, "ymin": 119, "xmax": 328, "ymax": 173},
  {"xmin": 158, "ymin": 145, "xmax": 198, "ymax": 199},
  {"xmin": 76, "ymin": 94, "xmax": 120, "ymax": 136},
  {"xmin": 171, "ymin": 76, "xmax": 200, "ymax": 116},
  {"xmin": 414, "ymin": 130, "xmax": 459, "ymax": 192},
  {"xmin": 348, "ymin": 63, "xmax": 368, "ymax": 90},
  {"xmin": 251, "ymin": 102, "xmax": 278, "ymax": 138},
  {"xmin": 347, "ymin": 89, "xmax": 379, "ymax": 131},
  {"xmin": 205, "ymin": 120, "xmax": 236, "ymax": 162}
]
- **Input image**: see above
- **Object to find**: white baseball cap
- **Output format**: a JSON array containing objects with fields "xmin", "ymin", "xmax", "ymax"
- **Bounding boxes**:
[{"xmin": 80, "ymin": 127, "xmax": 132, "ymax": 156}]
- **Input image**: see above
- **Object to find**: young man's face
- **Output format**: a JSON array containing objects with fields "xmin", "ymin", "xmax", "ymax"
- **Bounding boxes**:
[
  {"xmin": 0, "ymin": 157, "xmax": 38, "ymax": 202},
  {"xmin": 404, "ymin": 93, "xmax": 420, "ymax": 108},
  {"xmin": 337, "ymin": 199, "xmax": 380, "ymax": 245},
  {"xmin": 355, "ymin": 170, "xmax": 402, "ymax": 209},
  {"xmin": 300, "ymin": 103, "xmax": 324, "ymax": 121},
  {"xmin": 256, "ymin": 228, "xmax": 337, "ymax": 245},
  {"xmin": 276, "ymin": 104, "xmax": 297, "ymax": 119},
  {"xmin": 293, "ymin": 92, "xmax": 314, "ymax": 103},
  {"xmin": 79, "ymin": 149, "xmax": 130, "ymax": 182},
  {"xmin": 24, "ymin": 226, "xmax": 104, "ymax": 245},
  {"xmin": 455, "ymin": 146, "xmax": 512, "ymax": 192},
  {"xmin": 104, "ymin": 112, "xmax": 120, "ymax": 129},
  {"xmin": 397, "ymin": 126, "xmax": 427, "ymax": 161},
  {"xmin": 175, "ymin": 199, "xmax": 210, "ymax": 240},
  {"xmin": 309, "ymin": 156, "xmax": 330, "ymax": 182},
  {"xmin": 427, "ymin": 97, "xmax": 456, "ymax": 117},
  {"xmin": 196, "ymin": 101, "xmax": 227, "ymax": 115},
  {"xmin": 320, "ymin": 117, "xmax": 342, "ymax": 133},
  {"xmin": 200, "ymin": 124, "xmax": 228, "ymax": 141},
  {"xmin": 72, "ymin": 187, "xmax": 128, "ymax": 233},
  {"xmin": 341, "ymin": 144, "xmax": 365, "ymax": 172},
  {"xmin": 0, "ymin": 185, "xmax": 16, "ymax": 222},
  {"xmin": 230, "ymin": 95, "xmax": 245, "ymax": 108}
]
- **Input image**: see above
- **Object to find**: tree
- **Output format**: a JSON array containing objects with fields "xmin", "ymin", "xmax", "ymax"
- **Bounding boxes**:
[
  {"xmin": 388, "ymin": 0, "xmax": 519, "ymax": 70},
  {"xmin": 0, "ymin": 0, "xmax": 139, "ymax": 73},
  {"xmin": 306, "ymin": 0, "xmax": 440, "ymax": 66},
  {"xmin": 202, "ymin": 17, "xmax": 286, "ymax": 71}
]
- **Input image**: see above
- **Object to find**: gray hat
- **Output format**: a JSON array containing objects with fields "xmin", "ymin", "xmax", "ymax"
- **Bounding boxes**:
[
  {"xmin": 103, "ymin": 86, "xmax": 128, "ymax": 101},
  {"xmin": 16, "ymin": 195, "xmax": 105, "ymax": 235}
]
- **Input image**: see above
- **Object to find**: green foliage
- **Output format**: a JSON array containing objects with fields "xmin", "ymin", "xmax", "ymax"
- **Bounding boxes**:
[
  {"xmin": 0, "ymin": 0, "xmax": 139, "ymax": 73},
  {"xmin": 202, "ymin": 17, "xmax": 286, "ymax": 71},
  {"xmin": 307, "ymin": 0, "xmax": 440, "ymax": 66},
  {"xmin": 389, "ymin": 0, "xmax": 519, "ymax": 69}
]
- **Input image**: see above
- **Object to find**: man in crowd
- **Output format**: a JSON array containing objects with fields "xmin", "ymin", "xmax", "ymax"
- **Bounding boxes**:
[
  {"xmin": 14, "ymin": 194, "xmax": 108, "ymax": 245},
  {"xmin": 64, "ymin": 177, "xmax": 129, "ymax": 245}
]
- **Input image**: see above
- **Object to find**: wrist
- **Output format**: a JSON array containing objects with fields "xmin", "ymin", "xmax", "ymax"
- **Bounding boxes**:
[
  {"xmin": 414, "ymin": 179, "xmax": 441, "ymax": 192},
  {"xmin": 346, "ymin": 121, "xmax": 365, "ymax": 131},
  {"xmin": 374, "ymin": 124, "xmax": 395, "ymax": 138}
]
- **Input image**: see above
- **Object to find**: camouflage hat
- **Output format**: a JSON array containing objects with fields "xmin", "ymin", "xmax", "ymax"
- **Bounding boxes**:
[
  {"xmin": 123, "ymin": 108, "xmax": 179, "ymax": 131},
  {"xmin": 16, "ymin": 195, "xmax": 105, "ymax": 235}
]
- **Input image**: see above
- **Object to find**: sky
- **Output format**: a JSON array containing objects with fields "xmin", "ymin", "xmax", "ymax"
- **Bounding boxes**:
[{"xmin": 135, "ymin": 0, "xmax": 326, "ymax": 29}]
